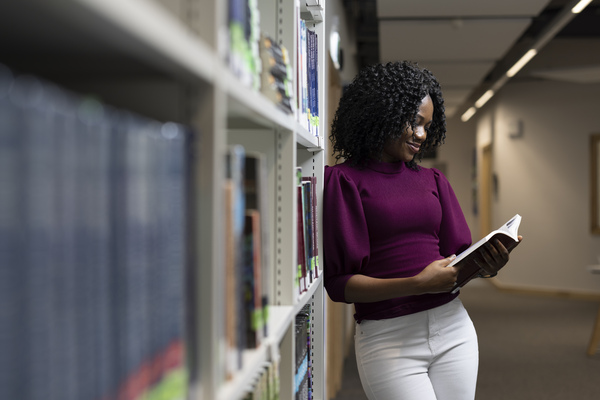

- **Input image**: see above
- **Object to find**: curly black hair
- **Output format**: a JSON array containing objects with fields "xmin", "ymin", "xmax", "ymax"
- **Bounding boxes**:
[{"xmin": 329, "ymin": 61, "xmax": 446, "ymax": 170}]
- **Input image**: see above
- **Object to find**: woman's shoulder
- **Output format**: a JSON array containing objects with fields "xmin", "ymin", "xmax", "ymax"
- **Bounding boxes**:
[
  {"xmin": 325, "ymin": 161, "xmax": 357, "ymax": 177},
  {"xmin": 324, "ymin": 162, "xmax": 363, "ymax": 189},
  {"xmin": 408, "ymin": 165, "xmax": 454, "ymax": 192},
  {"xmin": 325, "ymin": 163, "xmax": 347, "ymax": 181},
  {"xmin": 414, "ymin": 165, "xmax": 448, "ymax": 181}
]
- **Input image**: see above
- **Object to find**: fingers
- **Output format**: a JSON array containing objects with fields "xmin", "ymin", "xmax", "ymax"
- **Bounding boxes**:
[
  {"xmin": 441, "ymin": 254, "xmax": 457, "ymax": 267},
  {"xmin": 477, "ymin": 239, "xmax": 509, "ymax": 275},
  {"xmin": 485, "ymin": 239, "xmax": 509, "ymax": 262}
]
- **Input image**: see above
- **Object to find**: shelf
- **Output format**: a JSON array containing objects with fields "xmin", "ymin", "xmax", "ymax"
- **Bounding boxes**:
[
  {"xmin": 297, "ymin": 274, "xmax": 323, "ymax": 309},
  {"xmin": 225, "ymin": 73, "xmax": 323, "ymax": 150},
  {"xmin": 0, "ymin": 0, "xmax": 216, "ymax": 83},
  {"xmin": 297, "ymin": 126, "xmax": 321, "ymax": 150},
  {"xmin": 225, "ymin": 70, "xmax": 297, "ymax": 131},
  {"xmin": 216, "ymin": 273, "xmax": 323, "ymax": 400},
  {"xmin": 217, "ymin": 344, "xmax": 269, "ymax": 400},
  {"xmin": 216, "ymin": 305, "xmax": 293, "ymax": 400}
]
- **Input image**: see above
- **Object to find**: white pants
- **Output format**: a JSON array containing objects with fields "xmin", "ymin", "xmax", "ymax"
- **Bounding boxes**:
[{"xmin": 354, "ymin": 298, "xmax": 478, "ymax": 400}]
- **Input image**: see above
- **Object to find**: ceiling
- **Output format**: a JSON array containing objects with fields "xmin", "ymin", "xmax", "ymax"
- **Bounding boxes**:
[{"xmin": 342, "ymin": 0, "xmax": 600, "ymax": 118}]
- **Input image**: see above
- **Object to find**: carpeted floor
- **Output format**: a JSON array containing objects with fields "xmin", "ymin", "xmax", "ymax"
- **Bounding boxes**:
[{"xmin": 331, "ymin": 281, "xmax": 600, "ymax": 400}]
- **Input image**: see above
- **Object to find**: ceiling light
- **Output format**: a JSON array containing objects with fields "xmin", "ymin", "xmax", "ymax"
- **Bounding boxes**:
[
  {"xmin": 572, "ymin": 0, "xmax": 593, "ymax": 14},
  {"xmin": 461, "ymin": 107, "xmax": 477, "ymax": 122},
  {"xmin": 506, "ymin": 49, "xmax": 538, "ymax": 78},
  {"xmin": 475, "ymin": 90, "xmax": 494, "ymax": 108}
]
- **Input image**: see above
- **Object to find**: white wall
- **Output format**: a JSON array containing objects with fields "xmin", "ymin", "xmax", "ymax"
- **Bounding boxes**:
[{"xmin": 471, "ymin": 80, "xmax": 600, "ymax": 294}]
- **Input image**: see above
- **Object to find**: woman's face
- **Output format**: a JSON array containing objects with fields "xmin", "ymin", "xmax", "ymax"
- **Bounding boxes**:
[{"xmin": 381, "ymin": 94, "xmax": 433, "ymax": 163}]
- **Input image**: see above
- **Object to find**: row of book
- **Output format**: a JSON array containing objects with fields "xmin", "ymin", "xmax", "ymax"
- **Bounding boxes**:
[
  {"xmin": 228, "ymin": 0, "xmax": 261, "ymax": 91},
  {"xmin": 0, "ymin": 65, "xmax": 191, "ymax": 400},
  {"xmin": 227, "ymin": 0, "xmax": 320, "ymax": 138},
  {"xmin": 228, "ymin": 0, "xmax": 294, "ymax": 115},
  {"xmin": 296, "ymin": 18, "xmax": 320, "ymax": 138},
  {"xmin": 242, "ymin": 359, "xmax": 281, "ymax": 400},
  {"xmin": 295, "ymin": 305, "xmax": 313, "ymax": 400},
  {"xmin": 296, "ymin": 168, "xmax": 320, "ymax": 297},
  {"xmin": 224, "ymin": 145, "xmax": 272, "ymax": 379},
  {"xmin": 259, "ymin": 34, "xmax": 295, "ymax": 115},
  {"xmin": 240, "ymin": 304, "xmax": 313, "ymax": 400}
]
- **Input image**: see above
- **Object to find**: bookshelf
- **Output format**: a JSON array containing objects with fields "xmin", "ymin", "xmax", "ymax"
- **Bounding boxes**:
[{"xmin": 1, "ymin": 1, "xmax": 326, "ymax": 400}]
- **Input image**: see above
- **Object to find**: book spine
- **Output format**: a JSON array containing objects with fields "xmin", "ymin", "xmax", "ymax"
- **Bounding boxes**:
[
  {"xmin": 228, "ymin": 0, "xmax": 261, "ymax": 90},
  {"xmin": 297, "ymin": 184, "xmax": 307, "ymax": 295},
  {"xmin": 313, "ymin": 30, "xmax": 319, "ymax": 140},
  {"xmin": 0, "ymin": 66, "xmax": 22, "ymax": 400},
  {"xmin": 302, "ymin": 181, "xmax": 314, "ymax": 284},
  {"xmin": 308, "ymin": 29, "xmax": 315, "ymax": 137},
  {"xmin": 302, "ymin": 176, "xmax": 319, "ymax": 278},
  {"xmin": 0, "ymin": 69, "xmax": 191, "ymax": 400},
  {"xmin": 225, "ymin": 145, "xmax": 246, "ymax": 376}
]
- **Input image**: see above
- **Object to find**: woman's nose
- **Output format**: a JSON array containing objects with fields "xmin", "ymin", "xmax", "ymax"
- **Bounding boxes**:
[{"xmin": 414, "ymin": 126, "xmax": 427, "ymax": 141}]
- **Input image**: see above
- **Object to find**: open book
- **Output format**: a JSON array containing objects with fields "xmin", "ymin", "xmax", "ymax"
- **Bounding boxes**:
[{"xmin": 449, "ymin": 214, "xmax": 522, "ymax": 294}]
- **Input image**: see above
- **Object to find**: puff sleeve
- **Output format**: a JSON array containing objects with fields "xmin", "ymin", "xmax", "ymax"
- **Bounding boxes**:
[
  {"xmin": 433, "ymin": 168, "xmax": 472, "ymax": 257},
  {"xmin": 322, "ymin": 166, "xmax": 370, "ymax": 303}
]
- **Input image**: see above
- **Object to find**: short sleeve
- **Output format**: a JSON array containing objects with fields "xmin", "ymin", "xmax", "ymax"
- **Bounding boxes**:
[
  {"xmin": 433, "ymin": 168, "xmax": 472, "ymax": 257},
  {"xmin": 322, "ymin": 166, "xmax": 370, "ymax": 303}
]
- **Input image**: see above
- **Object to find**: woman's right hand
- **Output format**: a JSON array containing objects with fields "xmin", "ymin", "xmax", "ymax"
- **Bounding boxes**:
[
  {"xmin": 344, "ymin": 255, "xmax": 460, "ymax": 303},
  {"xmin": 414, "ymin": 255, "xmax": 459, "ymax": 294}
]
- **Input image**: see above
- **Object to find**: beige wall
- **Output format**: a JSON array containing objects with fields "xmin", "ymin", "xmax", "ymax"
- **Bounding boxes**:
[
  {"xmin": 419, "ymin": 112, "xmax": 478, "ymax": 244},
  {"xmin": 458, "ymin": 80, "xmax": 600, "ymax": 295}
]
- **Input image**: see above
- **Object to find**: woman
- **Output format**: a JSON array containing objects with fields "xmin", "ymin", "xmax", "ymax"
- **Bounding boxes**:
[{"xmin": 323, "ymin": 61, "xmax": 521, "ymax": 400}]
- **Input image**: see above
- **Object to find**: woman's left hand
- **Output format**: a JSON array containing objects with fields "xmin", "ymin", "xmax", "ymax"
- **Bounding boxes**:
[{"xmin": 477, "ymin": 235, "xmax": 523, "ymax": 277}]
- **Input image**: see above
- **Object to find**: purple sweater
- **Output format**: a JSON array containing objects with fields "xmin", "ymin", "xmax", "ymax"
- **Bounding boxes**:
[{"xmin": 323, "ymin": 159, "xmax": 472, "ymax": 323}]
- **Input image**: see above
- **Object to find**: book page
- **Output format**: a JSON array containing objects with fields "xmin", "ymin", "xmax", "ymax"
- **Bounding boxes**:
[{"xmin": 448, "ymin": 214, "xmax": 521, "ymax": 268}]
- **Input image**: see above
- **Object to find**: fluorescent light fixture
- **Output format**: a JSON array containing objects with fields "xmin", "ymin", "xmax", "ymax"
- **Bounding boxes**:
[
  {"xmin": 506, "ymin": 49, "xmax": 538, "ymax": 78},
  {"xmin": 475, "ymin": 90, "xmax": 494, "ymax": 109},
  {"xmin": 572, "ymin": 0, "xmax": 593, "ymax": 13},
  {"xmin": 461, "ymin": 107, "xmax": 477, "ymax": 122}
]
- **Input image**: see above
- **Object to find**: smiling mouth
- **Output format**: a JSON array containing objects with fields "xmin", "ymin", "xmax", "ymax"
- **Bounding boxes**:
[{"xmin": 407, "ymin": 142, "xmax": 420, "ymax": 153}]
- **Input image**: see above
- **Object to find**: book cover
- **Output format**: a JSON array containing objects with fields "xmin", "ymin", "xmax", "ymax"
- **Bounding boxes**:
[
  {"xmin": 301, "ymin": 181, "xmax": 314, "ymax": 283},
  {"xmin": 0, "ymin": 65, "xmax": 21, "ymax": 399},
  {"xmin": 449, "ymin": 214, "xmax": 522, "ymax": 293},
  {"xmin": 225, "ymin": 145, "xmax": 246, "ymax": 375},
  {"xmin": 297, "ymin": 184, "xmax": 308, "ymax": 294},
  {"xmin": 302, "ymin": 176, "xmax": 319, "ymax": 278},
  {"xmin": 307, "ymin": 29, "xmax": 318, "ymax": 137},
  {"xmin": 242, "ymin": 212, "xmax": 259, "ymax": 349},
  {"xmin": 243, "ymin": 151, "xmax": 270, "ymax": 339}
]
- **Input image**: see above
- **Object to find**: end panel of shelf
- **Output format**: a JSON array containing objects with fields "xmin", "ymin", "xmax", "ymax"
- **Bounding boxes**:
[
  {"xmin": 1, "ymin": 0, "xmax": 217, "ymax": 85},
  {"xmin": 296, "ymin": 125, "xmax": 321, "ymax": 150}
]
